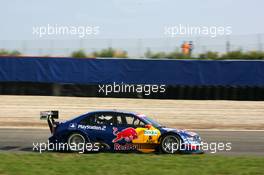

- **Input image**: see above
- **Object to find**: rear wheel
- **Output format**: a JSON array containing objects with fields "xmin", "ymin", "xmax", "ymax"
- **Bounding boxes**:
[
  {"xmin": 67, "ymin": 133, "xmax": 86, "ymax": 152},
  {"xmin": 160, "ymin": 134, "xmax": 181, "ymax": 154}
]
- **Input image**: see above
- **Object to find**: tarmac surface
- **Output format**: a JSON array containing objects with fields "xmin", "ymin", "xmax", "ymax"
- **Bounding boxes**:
[{"xmin": 0, "ymin": 128, "xmax": 263, "ymax": 155}]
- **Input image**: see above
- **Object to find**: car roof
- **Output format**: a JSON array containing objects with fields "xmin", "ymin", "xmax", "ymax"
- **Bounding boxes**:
[
  {"xmin": 88, "ymin": 110, "xmax": 140, "ymax": 116},
  {"xmin": 71, "ymin": 110, "xmax": 147, "ymax": 122}
]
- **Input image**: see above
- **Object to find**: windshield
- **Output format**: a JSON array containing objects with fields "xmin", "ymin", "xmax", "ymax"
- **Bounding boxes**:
[{"xmin": 142, "ymin": 117, "xmax": 163, "ymax": 128}]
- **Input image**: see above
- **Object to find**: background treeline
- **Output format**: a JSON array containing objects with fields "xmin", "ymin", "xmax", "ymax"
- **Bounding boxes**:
[
  {"xmin": 145, "ymin": 49, "xmax": 264, "ymax": 60},
  {"xmin": 71, "ymin": 48, "xmax": 128, "ymax": 58},
  {"xmin": 1, "ymin": 48, "xmax": 264, "ymax": 60},
  {"xmin": 0, "ymin": 49, "xmax": 21, "ymax": 56}
]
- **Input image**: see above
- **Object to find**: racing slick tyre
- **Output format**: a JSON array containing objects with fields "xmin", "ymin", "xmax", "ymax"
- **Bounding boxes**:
[
  {"xmin": 67, "ymin": 133, "xmax": 87, "ymax": 152},
  {"xmin": 160, "ymin": 134, "xmax": 181, "ymax": 154}
]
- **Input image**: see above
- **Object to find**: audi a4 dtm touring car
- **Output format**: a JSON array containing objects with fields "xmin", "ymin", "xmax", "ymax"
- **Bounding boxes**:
[{"xmin": 40, "ymin": 110, "xmax": 203, "ymax": 154}]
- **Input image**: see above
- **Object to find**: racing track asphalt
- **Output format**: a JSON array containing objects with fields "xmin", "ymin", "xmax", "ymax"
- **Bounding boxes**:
[{"xmin": 0, "ymin": 128, "xmax": 263, "ymax": 155}]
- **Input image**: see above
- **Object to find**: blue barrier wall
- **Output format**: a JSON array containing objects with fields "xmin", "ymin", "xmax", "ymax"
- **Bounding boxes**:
[{"xmin": 0, "ymin": 57, "xmax": 264, "ymax": 86}]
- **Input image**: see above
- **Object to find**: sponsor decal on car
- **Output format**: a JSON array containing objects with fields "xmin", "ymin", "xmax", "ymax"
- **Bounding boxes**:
[
  {"xmin": 114, "ymin": 143, "xmax": 137, "ymax": 151},
  {"xmin": 77, "ymin": 124, "xmax": 106, "ymax": 131},
  {"xmin": 144, "ymin": 130, "xmax": 158, "ymax": 136},
  {"xmin": 112, "ymin": 127, "xmax": 138, "ymax": 143},
  {"xmin": 68, "ymin": 123, "xmax": 77, "ymax": 129}
]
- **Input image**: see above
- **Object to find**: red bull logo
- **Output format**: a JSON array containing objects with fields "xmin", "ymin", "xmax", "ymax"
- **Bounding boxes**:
[{"xmin": 112, "ymin": 127, "xmax": 138, "ymax": 143}]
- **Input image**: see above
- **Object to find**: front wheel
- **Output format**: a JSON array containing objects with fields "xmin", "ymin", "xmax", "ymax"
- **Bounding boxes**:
[{"xmin": 160, "ymin": 134, "xmax": 181, "ymax": 154}]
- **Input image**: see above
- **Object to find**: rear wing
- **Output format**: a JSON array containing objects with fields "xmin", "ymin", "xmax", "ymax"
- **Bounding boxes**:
[
  {"xmin": 40, "ymin": 111, "xmax": 59, "ymax": 120},
  {"xmin": 40, "ymin": 111, "xmax": 59, "ymax": 134}
]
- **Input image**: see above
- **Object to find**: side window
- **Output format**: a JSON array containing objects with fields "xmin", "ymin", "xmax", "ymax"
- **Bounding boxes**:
[
  {"xmin": 122, "ymin": 114, "xmax": 146, "ymax": 127},
  {"xmin": 116, "ymin": 115, "xmax": 123, "ymax": 125},
  {"xmin": 125, "ymin": 115, "xmax": 135, "ymax": 125},
  {"xmin": 79, "ymin": 114, "xmax": 94, "ymax": 125},
  {"xmin": 80, "ymin": 113, "xmax": 114, "ymax": 126},
  {"xmin": 133, "ymin": 118, "xmax": 145, "ymax": 127},
  {"xmin": 94, "ymin": 113, "xmax": 114, "ymax": 125}
]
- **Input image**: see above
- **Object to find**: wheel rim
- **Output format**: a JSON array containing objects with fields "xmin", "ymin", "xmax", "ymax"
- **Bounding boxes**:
[
  {"xmin": 162, "ymin": 135, "xmax": 180, "ymax": 154},
  {"xmin": 68, "ymin": 134, "xmax": 85, "ymax": 151}
]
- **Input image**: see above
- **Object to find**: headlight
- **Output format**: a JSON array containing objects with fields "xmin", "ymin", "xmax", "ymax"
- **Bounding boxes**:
[
  {"xmin": 186, "ymin": 137, "xmax": 195, "ymax": 141},
  {"xmin": 186, "ymin": 136, "xmax": 201, "ymax": 143},
  {"xmin": 181, "ymin": 135, "xmax": 201, "ymax": 143}
]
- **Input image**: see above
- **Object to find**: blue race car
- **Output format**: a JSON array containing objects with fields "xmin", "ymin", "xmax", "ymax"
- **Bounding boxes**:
[{"xmin": 41, "ymin": 110, "xmax": 203, "ymax": 154}]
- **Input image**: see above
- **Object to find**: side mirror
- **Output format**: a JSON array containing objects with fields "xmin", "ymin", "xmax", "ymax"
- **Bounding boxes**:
[{"xmin": 145, "ymin": 124, "xmax": 152, "ymax": 129}]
